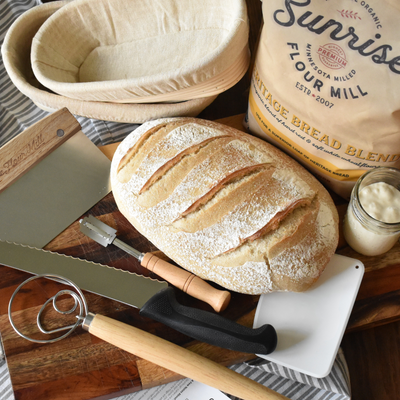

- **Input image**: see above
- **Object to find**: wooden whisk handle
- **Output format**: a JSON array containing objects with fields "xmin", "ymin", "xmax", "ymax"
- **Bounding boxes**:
[{"xmin": 84, "ymin": 313, "xmax": 288, "ymax": 400}]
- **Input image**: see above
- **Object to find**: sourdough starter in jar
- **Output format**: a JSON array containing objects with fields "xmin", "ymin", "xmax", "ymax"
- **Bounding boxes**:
[{"xmin": 344, "ymin": 168, "xmax": 400, "ymax": 256}]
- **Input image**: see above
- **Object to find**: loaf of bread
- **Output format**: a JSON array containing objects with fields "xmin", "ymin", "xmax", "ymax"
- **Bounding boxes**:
[{"xmin": 111, "ymin": 118, "xmax": 339, "ymax": 294}]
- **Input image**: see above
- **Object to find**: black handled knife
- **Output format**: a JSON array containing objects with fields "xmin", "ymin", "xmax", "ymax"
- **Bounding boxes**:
[{"xmin": 0, "ymin": 240, "xmax": 277, "ymax": 354}]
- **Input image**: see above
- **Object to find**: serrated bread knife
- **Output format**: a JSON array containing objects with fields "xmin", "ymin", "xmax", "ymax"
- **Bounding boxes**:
[
  {"xmin": 0, "ymin": 240, "xmax": 277, "ymax": 355},
  {"xmin": 80, "ymin": 215, "xmax": 231, "ymax": 312}
]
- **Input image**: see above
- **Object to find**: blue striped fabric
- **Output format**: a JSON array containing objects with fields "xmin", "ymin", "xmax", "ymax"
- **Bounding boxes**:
[
  {"xmin": 0, "ymin": 1, "xmax": 351, "ymax": 399},
  {"xmin": 109, "ymin": 350, "xmax": 351, "ymax": 400},
  {"xmin": 0, "ymin": 351, "xmax": 14, "ymax": 400},
  {"xmin": 227, "ymin": 349, "xmax": 351, "ymax": 400}
]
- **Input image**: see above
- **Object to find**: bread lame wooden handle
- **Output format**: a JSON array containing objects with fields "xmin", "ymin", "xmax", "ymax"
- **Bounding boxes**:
[
  {"xmin": 0, "ymin": 108, "xmax": 80, "ymax": 193},
  {"xmin": 141, "ymin": 252, "xmax": 231, "ymax": 312},
  {"xmin": 83, "ymin": 313, "xmax": 288, "ymax": 400}
]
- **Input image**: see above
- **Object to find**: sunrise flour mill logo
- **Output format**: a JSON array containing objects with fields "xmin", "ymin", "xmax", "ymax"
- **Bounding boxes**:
[{"xmin": 246, "ymin": 0, "xmax": 400, "ymax": 199}]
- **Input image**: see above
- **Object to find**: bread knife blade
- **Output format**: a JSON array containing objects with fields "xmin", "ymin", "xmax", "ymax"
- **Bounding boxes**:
[{"xmin": 0, "ymin": 240, "xmax": 277, "ymax": 354}]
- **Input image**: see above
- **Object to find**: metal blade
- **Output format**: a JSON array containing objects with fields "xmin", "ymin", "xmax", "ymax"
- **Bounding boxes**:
[
  {"xmin": 0, "ymin": 241, "xmax": 168, "ymax": 309},
  {"xmin": 0, "ymin": 131, "xmax": 111, "ymax": 248},
  {"xmin": 80, "ymin": 215, "xmax": 117, "ymax": 247},
  {"xmin": 80, "ymin": 215, "xmax": 143, "ymax": 260}
]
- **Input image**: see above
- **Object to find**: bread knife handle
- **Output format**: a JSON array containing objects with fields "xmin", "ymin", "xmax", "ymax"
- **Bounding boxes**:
[{"xmin": 139, "ymin": 287, "xmax": 277, "ymax": 355}]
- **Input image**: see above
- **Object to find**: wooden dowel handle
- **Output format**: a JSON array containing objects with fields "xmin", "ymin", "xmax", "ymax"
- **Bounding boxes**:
[
  {"xmin": 141, "ymin": 252, "xmax": 231, "ymax": 312},
  {"xmin": 85, "ymin": 314, "xmax": 289, "ymax": 400}
]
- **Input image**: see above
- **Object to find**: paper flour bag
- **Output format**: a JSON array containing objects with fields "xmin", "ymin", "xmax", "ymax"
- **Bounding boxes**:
[{"xmin": 245, "ymin": 0, "xmax": 400, "ymax": 199}]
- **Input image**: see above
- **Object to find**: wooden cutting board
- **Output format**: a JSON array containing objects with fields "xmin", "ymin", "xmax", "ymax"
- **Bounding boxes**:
[
  {"xmin": 0, "ymin": 191, "xmax": 258, "ymax": 400},
  {"xmin": 1, "ymin": 115, "xmax": 400, "ymax": 400}
]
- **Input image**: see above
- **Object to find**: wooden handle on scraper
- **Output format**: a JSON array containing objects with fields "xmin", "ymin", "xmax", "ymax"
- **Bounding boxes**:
[
  {"xmin": 0, "ymin": 108, "xmax": 80, "ymax": 193},
  {"xmin": 84, "ymin": 313, "xmax": 289, "ymax": 400},
  {"xmin": 141, "ymin": 252, "xmax": 231, "ymax": 312}
]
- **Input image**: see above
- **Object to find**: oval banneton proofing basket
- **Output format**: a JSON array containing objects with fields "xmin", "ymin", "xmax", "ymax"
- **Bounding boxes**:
[
  {"xmin": 30, "ymin": 0, "xmax": 250, "ymax": 103},
  {"xmin": 2, "ymin": 2, "xmax": 218, "ymax": 123}
]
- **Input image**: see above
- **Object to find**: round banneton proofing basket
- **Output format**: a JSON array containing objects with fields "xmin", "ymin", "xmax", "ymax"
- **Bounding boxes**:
[
  {"xmin": 30, "ymin": 0, "xmax": 250, "ymax": 103},
  {"xmin": 1, "ymin": 2, "xmax": 218, "ymax": 123}
]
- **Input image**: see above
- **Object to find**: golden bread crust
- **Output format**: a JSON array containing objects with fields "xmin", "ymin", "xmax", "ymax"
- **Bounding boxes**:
[{"xmin": 111, "ymin": 118, "xmax": 339, "ymax": 294}]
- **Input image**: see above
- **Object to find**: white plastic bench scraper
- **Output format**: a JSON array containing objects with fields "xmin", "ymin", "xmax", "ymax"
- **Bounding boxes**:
[{"xmin": 0, "ymin": 108, "xmax": 111, "ymax": 248}]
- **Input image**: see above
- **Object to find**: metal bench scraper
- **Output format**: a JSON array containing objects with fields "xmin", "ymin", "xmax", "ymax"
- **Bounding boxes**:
[{"xmin": 0, "ymin": 108, "xmax": 111, "ymax": 248}]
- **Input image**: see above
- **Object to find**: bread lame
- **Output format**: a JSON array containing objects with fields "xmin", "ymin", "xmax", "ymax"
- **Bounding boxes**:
[
  {"xmin": 0, "ymin": 240, "xmax": 277, "ymax": 355},
  {"xmin": 79, "ymin": 215, "xmax": 231, "ymax": 312}
]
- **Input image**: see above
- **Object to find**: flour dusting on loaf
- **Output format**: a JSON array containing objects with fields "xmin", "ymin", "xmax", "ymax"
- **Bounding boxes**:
[{"xmin": 111, "ymin": 118, "xmax": 339, "ymax": 294}]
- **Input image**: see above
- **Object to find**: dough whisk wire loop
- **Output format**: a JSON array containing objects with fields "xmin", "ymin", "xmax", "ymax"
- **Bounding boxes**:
[{"xmin": 8, "ymin": 274, "xmax": 89, "ymax": 344}]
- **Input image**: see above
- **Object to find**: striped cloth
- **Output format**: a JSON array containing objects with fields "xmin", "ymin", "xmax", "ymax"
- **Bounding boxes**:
[
  {"xmin": 111, "ymin": 350, "xmax": 350, "ymax": 400},
  {"xmin": 228, "ymin": 349, "xmax": 351, "ymax": 400},
  {"xmin": 0, "ymin": 1, "xmax": 351, "ymax": 399},
  {"xmin": 0, "ymin": 360, "xmax": 13, "ymax": 400}
]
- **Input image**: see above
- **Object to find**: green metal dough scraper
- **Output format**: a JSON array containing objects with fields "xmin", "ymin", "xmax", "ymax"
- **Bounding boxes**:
[{"xmin": 0, "ymin": 108, "xmax": 111, "ymax": 248}]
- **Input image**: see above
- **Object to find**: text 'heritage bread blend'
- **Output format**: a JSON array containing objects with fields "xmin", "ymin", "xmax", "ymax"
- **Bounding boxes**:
[
  {"xmin": 111, "ymin": 118, "xmax": 339, "ymax": 295},
  {"xmin": 245, "ymin": 0, "xmax": 400, "ymax": 199}
]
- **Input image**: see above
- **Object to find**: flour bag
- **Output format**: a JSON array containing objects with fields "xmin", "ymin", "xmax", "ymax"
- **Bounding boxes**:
[{"xmin": 245, "ymin": 0, "xmax": 400, "ymax": 199}]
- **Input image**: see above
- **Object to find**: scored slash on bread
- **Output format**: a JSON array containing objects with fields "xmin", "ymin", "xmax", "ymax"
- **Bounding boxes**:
[{"xmin": 111, "ymin": 118, "xmax": 339, "ymax": 294}]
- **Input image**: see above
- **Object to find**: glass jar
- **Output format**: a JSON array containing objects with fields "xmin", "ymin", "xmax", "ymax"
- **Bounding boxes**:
[{"xmin": 343, "ymin": 167, "xmax": 400, "ymax": 256}]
